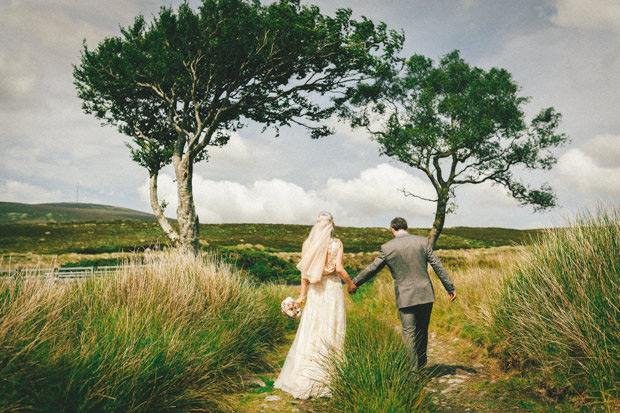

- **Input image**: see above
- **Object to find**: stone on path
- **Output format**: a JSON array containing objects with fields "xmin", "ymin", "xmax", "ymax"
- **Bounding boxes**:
[
  {"xmin": 247, "ymin": 378, "xmax": 266, "ymax": 387},
  {"xmin": 264, "ymin": 395, "xmax": 282, "ymax": 402}
]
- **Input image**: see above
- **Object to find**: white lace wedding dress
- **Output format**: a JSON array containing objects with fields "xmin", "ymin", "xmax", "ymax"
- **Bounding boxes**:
[{"xmin": 274, "ymin": 238, "xmax": 346, "ymax": 399}]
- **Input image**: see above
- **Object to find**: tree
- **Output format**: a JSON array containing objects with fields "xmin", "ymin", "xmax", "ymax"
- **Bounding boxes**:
[
  {"xmin": 342, "ymin": 50, "xmax": 568, "ymax": 248},
  {"xmin": 74, "ymin": 0, "xmax": 403, "ymax": 254}
]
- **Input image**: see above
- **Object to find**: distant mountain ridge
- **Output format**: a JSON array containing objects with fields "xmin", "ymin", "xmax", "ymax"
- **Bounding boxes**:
[{"xmin": 0, "ymin": 202, "xmax": 157, "ymax": 224}]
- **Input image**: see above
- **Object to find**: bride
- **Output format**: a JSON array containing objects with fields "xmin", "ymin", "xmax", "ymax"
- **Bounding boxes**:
[{"xmin": 274, "ymin": 211, "xmax": 357, "ymax": 399}]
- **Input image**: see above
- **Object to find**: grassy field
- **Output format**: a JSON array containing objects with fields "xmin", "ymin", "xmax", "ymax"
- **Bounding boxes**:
[
  {"xmin": 324, "ymin": 314, "xmax": 431, "ymax": 412},
  {"xmin": 0, "ymin": 250, "xmax": 298, "ymax": 411},
  {"xmin": 0, "ymin": 202, "xmax": 541, "ymax": 251},
  {"xmin": 0, "ymin": 219, "xmax": 542, "ymax": 284},
  {"xmin": 0, "ymin": 219, "xmax": 541, "ymax": 257},
  {"xmin": 2, "ymin": 208, "xmax": 616, "ymax": 410},
  {"xmin": 5, "ymin": 243, "xmax": 604, "ymax": 412}
]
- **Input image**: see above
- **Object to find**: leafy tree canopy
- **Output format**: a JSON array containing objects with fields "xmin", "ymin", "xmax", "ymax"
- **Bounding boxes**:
[
  {"xmin": 74, "ymin": 0, "xmax": 403, "ymax": 171},
  {"xmin": 341, "ymin": 50, "xmax": 568, "ymax": 246}
]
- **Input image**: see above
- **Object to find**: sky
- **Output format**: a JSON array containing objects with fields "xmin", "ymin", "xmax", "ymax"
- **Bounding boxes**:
[{"xmin": 1, "ymin": 0, "xmax": 619, "ymax": 229}]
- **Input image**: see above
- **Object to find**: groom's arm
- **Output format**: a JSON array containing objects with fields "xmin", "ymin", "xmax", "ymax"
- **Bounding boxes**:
[
  {"xmin": 352, "ymin": 248, "xmax": 387, "ymax": 287},
  {"xmin": 426, "ymin": 241, "xmax": 455, "ymax": 293}
]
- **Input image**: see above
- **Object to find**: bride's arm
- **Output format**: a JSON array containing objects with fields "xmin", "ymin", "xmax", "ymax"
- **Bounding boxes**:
[
  {"xmin": 335, "ymin": 242, "xmax": 356, "ymax": 291},
  {"xmin": 296, "ymin": 240, "xmax": 309, "ymax": 307},
  {"xmin": 296, "ymin": 278, "xmax": 309, "ymax": 307}
]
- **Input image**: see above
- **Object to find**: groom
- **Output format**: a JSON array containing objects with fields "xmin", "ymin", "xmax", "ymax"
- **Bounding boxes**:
[{"xmin": 349, "ymin": 217, "xmax": 456, "ymax": 369}]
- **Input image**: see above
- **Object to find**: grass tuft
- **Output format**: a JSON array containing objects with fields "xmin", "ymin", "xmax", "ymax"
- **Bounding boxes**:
[
  {"xmin": 324, "ymin": 314, "xmax": 432, "ymax": 412},
  {"xmin": 319, "ymin": 276, "xmax": 433, "ymax": 413}
]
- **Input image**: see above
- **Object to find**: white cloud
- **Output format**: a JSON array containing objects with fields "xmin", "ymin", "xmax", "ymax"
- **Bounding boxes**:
[
  {"xmin": 138, "ymin": 163, "xmax": 563, "ymax": 229},
  {"xmin": 139, "ymin": 163, "xmax": 437, "ymax": 226},
  {"xmin": 581, "ymin": 134, "xmax": 620, "ymax": 168},
  {"xmin": 208, "ymin": 132, "xmax": 251, "ymax": 163},
  {"xmin": 557, "ymin": 139, "xmax": 620, "ymax": 196},
  {"xmin": 139, "ymin": 173, "xmax": 333, "ymax": 224},
  {"xmin": 321, "ymin": 163, "xmax": 436, "ymax": 223},
  {"xmin": 327, "ymin": 119, "xmax": 374, "ymax": 147},
  {"xmin": 456, "ymin": 181, "xmax": 517, "ymax": 209},
  {"xmin": 552, "ymin": 0, "xmax": 620, "ymax": 34},
  {"xmin": 0, "ymin": 180, "xmax": 63, "ymax": 203}
]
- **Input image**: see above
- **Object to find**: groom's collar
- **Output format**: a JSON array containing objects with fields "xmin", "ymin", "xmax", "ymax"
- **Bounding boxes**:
[{"xmin": 395, "ymin": 230, "xmax": 409, "ymax": 237}]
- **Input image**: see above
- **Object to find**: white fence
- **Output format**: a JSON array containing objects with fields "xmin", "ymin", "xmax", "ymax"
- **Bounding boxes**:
[{"xmin": 0, "ymin": 265, "xmax": 140, "ymax": 281}]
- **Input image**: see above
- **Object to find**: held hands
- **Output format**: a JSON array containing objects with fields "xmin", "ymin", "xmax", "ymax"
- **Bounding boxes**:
[
  {"xmin": 448, "ymin": 291, "xmax": 457, "ymax": 302},
  {"xmin": 347, "ymin": 283, "xmax": 358, "ymax": 295}
]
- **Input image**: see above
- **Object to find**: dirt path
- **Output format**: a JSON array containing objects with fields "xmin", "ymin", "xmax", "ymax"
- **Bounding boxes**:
[
  {"xmin": 425, "ymin": 329, "xmax": 574, "ymax": 412},
  {"xmin": 227, "ymin": 331, "xmax": 559, "ymax": 412},
  {"xmin": 224, "ymin": 334, "xmax": 328, "ymax": 412},
  {"xmin": 426, "ymin": 332, "xmax": 526, "ymax": 412}
]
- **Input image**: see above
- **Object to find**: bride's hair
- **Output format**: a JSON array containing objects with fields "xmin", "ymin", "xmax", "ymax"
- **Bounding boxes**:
[
  {"xmin": 297, "ymin": 211, "xmax": 335, "ymax": 283},
  {"xmin": 318, "ymin": 211, "xmax": 334, "ymax": 236}
]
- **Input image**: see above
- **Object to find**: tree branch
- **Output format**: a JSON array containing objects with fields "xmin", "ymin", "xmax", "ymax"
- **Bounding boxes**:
[
  {"xmin": 453, "ymin": 163, "xmax": 512, "ymax": 185},
  {"xmin": 433, "ymin": 155, "xmax": 445, "ymax": 186},
  {"xmin": 399, "ymin": 187, "xmax": 437, "ymax": 202},
  {"xmin": 132, "ymin": 125, "xmax": 154, "ymax": 143}
]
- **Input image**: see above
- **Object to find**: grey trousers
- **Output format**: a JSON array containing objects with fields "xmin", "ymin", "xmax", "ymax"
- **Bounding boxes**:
[{"xmin": 398, "ymin": 302, "xmax": 433, "ymax": 369}]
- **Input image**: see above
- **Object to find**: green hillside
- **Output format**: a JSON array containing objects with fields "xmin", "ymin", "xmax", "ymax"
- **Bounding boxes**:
[
  {"xmin": 0, "ymin": 202, "xmax": 157, "ymax": 224},
  {"xmin": 0, "ymin": 220, "xmax": 543, "ymax": 255}
]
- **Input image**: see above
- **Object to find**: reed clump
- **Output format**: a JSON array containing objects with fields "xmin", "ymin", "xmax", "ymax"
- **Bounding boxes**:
[
  {"xmin": 324, "ymin": 314, "xmax": 431, "ymax": 412},
  {"xmin": 0, "ymin": 249, "xmax": 290, "ymax": 411},
  {"xmin": 486, "ymin": 207, "xmax": 619, "ymax": 407}
]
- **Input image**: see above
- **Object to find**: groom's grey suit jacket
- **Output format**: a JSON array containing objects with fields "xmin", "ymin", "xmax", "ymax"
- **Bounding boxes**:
[{"xmin": 353, "ymin": 233, "xmax": 455, "ymax": 308}]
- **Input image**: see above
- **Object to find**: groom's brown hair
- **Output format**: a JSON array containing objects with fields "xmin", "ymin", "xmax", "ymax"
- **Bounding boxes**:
[{"xmin": 390, "ymin": 217, "xmax": 408, "ymax": 231}]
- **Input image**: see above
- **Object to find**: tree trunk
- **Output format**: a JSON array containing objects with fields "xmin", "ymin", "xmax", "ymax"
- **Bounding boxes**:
[
  {"xmin": 149, "ymin": 170, "xmax": 180, "ymax": 246},
  {"xmin": 173, "ymin": 156, "xmax": 201, "ymax": 255},
  {"xmin": 428, "ymin": 190, "xmax": 449, "ymax": 250}
]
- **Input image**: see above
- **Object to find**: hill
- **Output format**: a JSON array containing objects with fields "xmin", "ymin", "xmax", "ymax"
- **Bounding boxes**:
[
  {"xmin": 0, "ymin": 219, "xmax": 543, "ymax": 255},
  {"xmin": 0, "ymin": 202, "xmax": 158, "ymax": 224}
]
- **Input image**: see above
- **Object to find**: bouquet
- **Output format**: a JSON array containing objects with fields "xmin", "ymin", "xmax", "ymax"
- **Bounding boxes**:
[{"xmin": 280, "ymin": 297, "xmax": 302, "ymax": 319}]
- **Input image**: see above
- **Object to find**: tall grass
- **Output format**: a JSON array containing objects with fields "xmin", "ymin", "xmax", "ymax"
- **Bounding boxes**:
[
  {"xmin": 319, "ymin": 274, "xmax": 432, "ymax": 412},
  {"xmin": 324, "ymin": 314, "xmax": 431, "ymax": 412},
  {"xmin": 0, "ymin": 250, "xmax": 292, "ymax": 411},
  {"xmin": 486, "ymin": 207, "xmax": 620, "ymax": 408},
  {"xmin": 353, "ymin": 247, "xmax": 524, "ymax": 342},
  {"xmin": 430, "ymin": 247, "xmax": 523, "ymax": 341}
]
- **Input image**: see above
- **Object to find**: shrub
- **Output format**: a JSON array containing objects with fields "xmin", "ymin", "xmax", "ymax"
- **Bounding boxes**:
[
  {"xmin": 215, "ymin": 247, "xmax": 300, "ymax": 284},
  {"xmin": 486, "ymin": 207, "xmax": 619, "ymax": 407},
  {"xmin": 62, "ymin": 257, "xmax": 124, "ymax": 268},
  {"xmin": 0, "ymin": 250, "xmax": 290, "ymax": 411}
]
